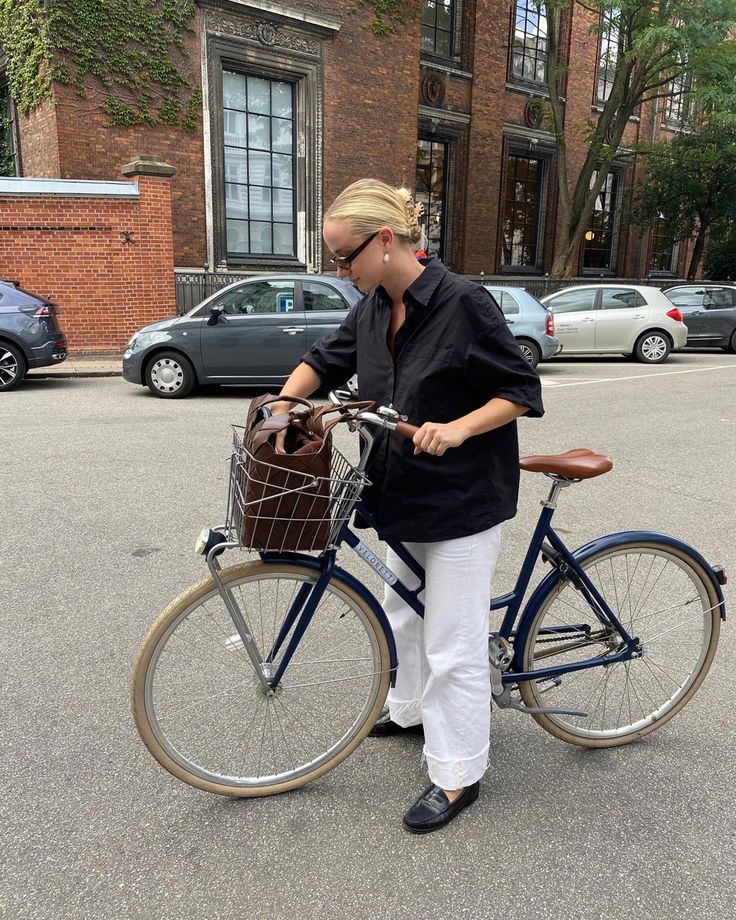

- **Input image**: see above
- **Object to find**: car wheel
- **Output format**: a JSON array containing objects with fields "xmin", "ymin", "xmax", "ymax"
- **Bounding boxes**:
[
  {"xmin": 145, "ymin": 351, "xmax": 196, "ymax": 398},
  {"xmin": 633, "ymin": 331, "xmax": 671, "ymax": 364},
  {"xmin": 517, "ymin": 339, "xmax": 541, "ymax": 368},
  {"xmin": 729, "ymin": 330, "xmax": 736, "ymax": 354},
  {"xmin": 0, "ymin": 341, "xmax": 27, "ymax": 392}
]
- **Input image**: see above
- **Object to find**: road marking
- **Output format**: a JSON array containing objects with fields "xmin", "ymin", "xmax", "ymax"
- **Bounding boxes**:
[{"xmin": 541, "ymin": 364, "xmax": 736, "ymax": 388}]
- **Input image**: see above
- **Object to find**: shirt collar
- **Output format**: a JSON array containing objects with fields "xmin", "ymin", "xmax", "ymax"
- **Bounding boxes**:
[
  {"xmin": 404, "ymin": 257, "xmax": 447, "ymax": 307},
  {"xmin": 375, "ymin": 257, "xmax": 447, "ymax": 308}
]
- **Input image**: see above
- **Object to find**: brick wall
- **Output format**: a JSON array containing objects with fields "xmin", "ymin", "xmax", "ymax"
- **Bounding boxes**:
[{"xmin": 0, "ymin": 175, "xmax": 175, "ymax": 355}]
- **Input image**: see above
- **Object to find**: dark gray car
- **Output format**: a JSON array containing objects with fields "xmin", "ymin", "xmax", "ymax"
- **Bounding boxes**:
[
  {"xmin": 0, "ymin": 280, "xmax": 67, "ymax": 391},
  {"xmin": 663, "ymin": 284, "xmax": 736, "ymax": 352},
  {"xmin": 122, "ymin": 274, "xmax": 361, "ymax": 398}
]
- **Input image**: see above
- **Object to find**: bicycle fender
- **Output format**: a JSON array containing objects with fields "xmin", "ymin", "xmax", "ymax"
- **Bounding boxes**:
[
  {"xmin": 512, "ymin": 530, "xmax": 726, "ymax": 671},
  {"xmin": 257, "ymin": 552, "xmax": 398, "ymax": 685}
]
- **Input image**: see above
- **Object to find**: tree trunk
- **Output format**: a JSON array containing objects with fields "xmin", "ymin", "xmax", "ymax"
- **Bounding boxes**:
[
  {"xmin": 687, "ymin": 224, "xmax": 708, "ymax": 280},
  {"xmin": 550, "ymin": 233, "xmax": 583, "ymax": 277}
]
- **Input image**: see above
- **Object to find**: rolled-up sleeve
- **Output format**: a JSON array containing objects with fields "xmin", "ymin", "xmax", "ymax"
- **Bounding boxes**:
[
  {"xmin": 464, "ymin": 289, "xmax": 544, "ymax": 418},
  {"xmin": 301, "ymin": 301, "xmax": 360, "ymax": 391}
]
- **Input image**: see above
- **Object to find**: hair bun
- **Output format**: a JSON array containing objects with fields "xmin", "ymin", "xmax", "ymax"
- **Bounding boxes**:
[{"xmin": 395, "ymin": 186, "xmax": 423, "ymax": 243}]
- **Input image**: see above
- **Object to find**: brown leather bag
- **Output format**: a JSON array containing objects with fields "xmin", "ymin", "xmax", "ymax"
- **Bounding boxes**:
[{"xmin": 237, "ymin": 395, "xmax": 335, "ymax": 551}]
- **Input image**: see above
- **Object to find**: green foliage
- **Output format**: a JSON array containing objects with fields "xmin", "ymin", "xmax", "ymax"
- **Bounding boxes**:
[
  {"xmin": 347, "ymin": 0, "xmax": 417, "ymax": 35},
  {"xmin": 630, "ymin": 122, "xmax": 736, "ymax": 276},
  {"xmin": 0, "ymin": 82, "xmax": 14, "ymax": 176},
  {"xmin": 631, "ymin": 123, "xmax": 736, "ymax": 239},
  {"xmin": 0, "ymin": 0, "xmax": 53, "ymax": 114},
  {"xmin": 0, "ymin": 0, "xmax": 201, "ymax": 129},
  {"xmin": 703, "ymin": 223, "xmax": 736, "ymax": 280}
]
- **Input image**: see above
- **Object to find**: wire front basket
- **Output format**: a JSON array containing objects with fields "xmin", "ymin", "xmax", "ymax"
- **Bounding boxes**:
[{"xmin": 226, "ymin": 425, "xmax": 368, "ymax": 553}]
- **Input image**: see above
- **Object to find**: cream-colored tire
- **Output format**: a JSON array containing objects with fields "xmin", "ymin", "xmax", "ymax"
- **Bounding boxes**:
[
  {"xmin": 518, "ymin": 542, "xmax": 721, "ymax": 747},
  {"xmin": 132, "ymin": 560, "xmax": 392, "ymax": 796}
]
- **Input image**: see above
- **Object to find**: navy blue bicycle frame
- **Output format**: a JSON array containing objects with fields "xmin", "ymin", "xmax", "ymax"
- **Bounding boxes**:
[{"xmin": 262, "ymin": 496, "xmax": 643, "ymax": 691}]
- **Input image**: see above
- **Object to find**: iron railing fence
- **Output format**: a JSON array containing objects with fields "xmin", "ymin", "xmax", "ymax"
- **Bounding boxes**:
[{"xmin": 174, "ymin": 268, "xmax": 691, "ymax": 314}]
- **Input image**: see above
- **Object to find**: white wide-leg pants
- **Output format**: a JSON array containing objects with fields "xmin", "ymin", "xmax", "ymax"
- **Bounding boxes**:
[{"xmin": 382, "ymin": 525, "xmax": 502, "ymax": 790}]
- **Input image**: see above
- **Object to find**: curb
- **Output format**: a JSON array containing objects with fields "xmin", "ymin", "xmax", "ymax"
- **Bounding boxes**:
[{"xmin": 27, "ymin": 369, "xmax": 123, "ymax": 378}]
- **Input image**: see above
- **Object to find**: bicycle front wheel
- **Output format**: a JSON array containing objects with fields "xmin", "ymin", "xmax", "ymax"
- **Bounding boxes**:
[
  {"xmin": 518, "ymin": 541, "xmax": 721, "ymax": 747},
  {"xmin": 132, "ymin": 560, "xmax": 392, "ymax": 796}
]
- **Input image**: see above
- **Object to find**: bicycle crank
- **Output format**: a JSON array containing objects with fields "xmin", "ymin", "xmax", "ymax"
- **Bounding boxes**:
[{"xmin": 491, "ymin": 680, "xmax": 588, "ymax": 718}]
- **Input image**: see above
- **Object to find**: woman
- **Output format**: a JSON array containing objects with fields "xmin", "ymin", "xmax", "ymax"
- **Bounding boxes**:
[{"xmin": 270, "ymin": 179, "xmax": 543, "ymax": 833}]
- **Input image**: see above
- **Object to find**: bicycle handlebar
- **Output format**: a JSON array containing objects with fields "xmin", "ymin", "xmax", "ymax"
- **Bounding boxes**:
[{"xmin": 328, "ymin": 390, "xmax": 419, "ymax": 441}]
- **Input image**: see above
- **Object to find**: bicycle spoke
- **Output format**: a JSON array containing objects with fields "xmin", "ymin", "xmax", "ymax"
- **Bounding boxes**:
[
  {"xmin": 519, "ymin": 543, "xmax": 719, "ymax": 744},
  {"xmin": 137, "ymin": 564, "xmax": 390, "ymax": 791}
]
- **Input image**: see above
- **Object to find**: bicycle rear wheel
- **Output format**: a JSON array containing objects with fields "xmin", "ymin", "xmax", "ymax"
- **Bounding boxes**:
[
  {"xmin": 518, "ymin": 541, "xmax": 721, "ymax": 747},
  {"xmin": 132, "ymin": 560, "xmax": 392, "ymax": 796}
]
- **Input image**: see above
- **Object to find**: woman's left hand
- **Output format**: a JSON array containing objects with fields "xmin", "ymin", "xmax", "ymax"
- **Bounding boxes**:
[{"xmin": 412, "ymin": 421, "xmax": 470, "ymax": 457}]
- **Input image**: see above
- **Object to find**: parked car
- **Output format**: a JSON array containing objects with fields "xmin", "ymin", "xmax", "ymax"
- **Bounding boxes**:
[
  {"xmin": 0, "ymin": 280, "xmax": 67, "ymax": 391},
  {"xmin": 540, "ymin": 284, "xmax": 687, "ymax": 363},
  {"xmin": 663, "ymin": 284, "xmax": 736, "ymax": 353},
  {"xmin": 482, "ymin": 285, "xmax": 560, "ymax": 367},
  {"xmin": 123, "ymin": 274, "xmax": 362, "ymax": 398}
]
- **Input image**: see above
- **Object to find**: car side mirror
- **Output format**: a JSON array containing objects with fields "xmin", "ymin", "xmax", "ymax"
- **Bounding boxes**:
[{"xmin": 207, "ymin": 305, "xmax": 222, "ymax": 326}]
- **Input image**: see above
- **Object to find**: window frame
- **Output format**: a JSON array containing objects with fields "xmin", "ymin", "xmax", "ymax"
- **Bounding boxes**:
[
  {"xmin": 599, "ymin": 287, "xmax": 646, "ymax": 310},
  {"xmin": 301, "ymin": 279, "xmax": 352, "ymax": 312},
  {"xmin": 500, "ymin": 152, "xmax": 545, "ymax": 271},
  {"xmin": 205, "ymin": 34, "xmax": 322, "ymax": 271},
  {"xmin": 647, "ymin": 214, "xmax": 677, "ymax": 276},
  {"xmin": 509, "ymin": 0, "xmax": 549, "ymax": 87},
  {"xmin": 582, "ymin": 169, "xmax": 621, "ymax": 274},
  {"xmin": 421, "ymin": 0, "xmax": 457, "ymax": 60},
  {"xmin": 416, "ymin": 135, "xmax": 452, "ymax": 263},
  {"xmin": 546, "ymin": 288, "xmax": 598, "ymax": 313},
  {"xmin": 664, "ymin": 67, "xmax": 694, "ymax": 128},
  {"xmin": 222, "ymin": 72, "xmax": 298, "ymax": 261},
  {"xmin": 596, "ymin": 8, "xmax": 620, "ymax": 105}
]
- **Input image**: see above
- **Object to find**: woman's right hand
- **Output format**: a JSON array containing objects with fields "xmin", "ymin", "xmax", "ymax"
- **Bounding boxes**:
[{"xmin": 269, "ymin": 399, "xmax": 293, "ymax": 454}]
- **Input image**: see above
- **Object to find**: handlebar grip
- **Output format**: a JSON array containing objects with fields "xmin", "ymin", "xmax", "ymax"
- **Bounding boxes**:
[{"xmin": 395, "ymin": 421, "xmax": 420, "ymax": 440}]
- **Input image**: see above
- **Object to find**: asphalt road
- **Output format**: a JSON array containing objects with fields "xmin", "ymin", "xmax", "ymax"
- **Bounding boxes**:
[{"xmin": 2, "ymin": 351, "xmax": 735, "ymax": 920}]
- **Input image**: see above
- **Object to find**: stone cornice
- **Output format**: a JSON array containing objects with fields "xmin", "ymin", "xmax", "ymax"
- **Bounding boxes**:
[{"xmin": 198, "ymin": 0, "xmax": 341, "ymax": 36}]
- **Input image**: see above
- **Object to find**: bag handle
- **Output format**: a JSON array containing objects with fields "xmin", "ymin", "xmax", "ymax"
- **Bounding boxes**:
[{"xmin": 311, "ymin": 400, "xmax": 378, "ymax": 434}]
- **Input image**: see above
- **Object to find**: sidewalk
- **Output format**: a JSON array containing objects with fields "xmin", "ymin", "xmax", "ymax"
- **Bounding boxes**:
[{"xmin": 27, "ymin": 355, "xmax": 123, "ymax": 378}]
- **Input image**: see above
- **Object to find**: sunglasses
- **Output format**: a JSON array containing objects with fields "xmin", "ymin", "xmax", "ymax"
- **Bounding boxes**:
[{"xmin": 329, "ymin": 231, "xmax": 380, "ymax": 269}]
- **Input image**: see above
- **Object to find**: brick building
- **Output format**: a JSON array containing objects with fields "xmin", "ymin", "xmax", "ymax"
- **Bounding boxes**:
[{"xmin": 1, "ymin": 0, "xmax": 690, "ymax": 282}]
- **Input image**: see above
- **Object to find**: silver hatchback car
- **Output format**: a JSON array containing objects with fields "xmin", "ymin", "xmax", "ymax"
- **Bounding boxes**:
[{"xmin": 540, "ymin": 284, "xmax": 687, "ymax": 363}]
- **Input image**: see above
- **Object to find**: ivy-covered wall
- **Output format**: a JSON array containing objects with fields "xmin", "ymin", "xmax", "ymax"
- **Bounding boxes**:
[
  {"xmin": 0, "ymin": 0, "xmax": 200, "ymax": 128},
  {"xmin": 0, "ymin": 81, "xmax": 14, "ymax": 176}
]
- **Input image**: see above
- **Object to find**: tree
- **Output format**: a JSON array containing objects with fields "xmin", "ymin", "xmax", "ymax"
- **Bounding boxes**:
[
  {"xmin": 629, "ymin": 122, "xmax": 736, "ymax": 279},
  {"xmin": 537, "ymin": 1, "xmax": 736, "ymax": 276},
  {"xmin": 703, "ymin": 222, "xmax": 736, "ymax": 280}
]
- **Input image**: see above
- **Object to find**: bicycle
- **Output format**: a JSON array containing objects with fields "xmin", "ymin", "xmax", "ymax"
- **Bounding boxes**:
[{"xmin": 131, "ymin": 391, "xmax": 728, "ymax": 797}]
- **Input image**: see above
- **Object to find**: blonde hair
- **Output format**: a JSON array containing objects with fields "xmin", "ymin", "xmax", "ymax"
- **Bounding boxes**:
[{"xmin": 324, "ymin": 178, "xmax": 423, "ymax": 245}]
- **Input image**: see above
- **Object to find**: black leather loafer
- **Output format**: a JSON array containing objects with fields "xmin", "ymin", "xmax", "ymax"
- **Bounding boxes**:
[
  {"xmin": 403, "ymin": 781, "xmax": 480, "ymax": 834},
  {"xmin": 368, "ymin": 708, "xmax": 424, "ymax": 738}
]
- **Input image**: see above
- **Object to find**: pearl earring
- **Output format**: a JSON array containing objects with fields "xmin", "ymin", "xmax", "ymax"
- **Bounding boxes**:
[{"xmin": 383, "ymin": 253, "xmax": 390, "ymax": 263}]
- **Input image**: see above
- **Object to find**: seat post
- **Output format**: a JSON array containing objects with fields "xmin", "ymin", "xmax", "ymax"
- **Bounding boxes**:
[{"xmin": 541, "ymin": 475, "xmax": 578, "ymax": 510}]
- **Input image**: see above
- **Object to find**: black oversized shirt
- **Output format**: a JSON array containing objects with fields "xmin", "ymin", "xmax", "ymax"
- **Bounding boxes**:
[{"xmin": 302, "ymin": 259, "xmax": 544, "ymax": 543}]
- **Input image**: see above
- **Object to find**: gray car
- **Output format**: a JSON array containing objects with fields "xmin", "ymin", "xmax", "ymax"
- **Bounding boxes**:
[
  {"xmin": 0, "ymin": 280, "xmax": 67, "ymax": 391},
  {"xmin": 663, "ymin": 284, "xmax": 736, "ymax": 353},
  {"xmin": 122, "ymin": 274, "xmax": 361, "ymax": 398},
  {"xmin": 483, "ymin": 285, "xmax": 560, "ymax": 367}
]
